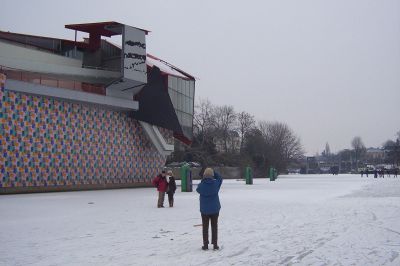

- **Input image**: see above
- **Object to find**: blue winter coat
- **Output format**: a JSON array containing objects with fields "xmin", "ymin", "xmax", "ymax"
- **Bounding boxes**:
[{"xmin": 196, "ymin": 172, "xmax": 223, "ymax": 215}]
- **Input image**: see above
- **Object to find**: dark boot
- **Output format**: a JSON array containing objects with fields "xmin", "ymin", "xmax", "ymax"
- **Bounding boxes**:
[{"xmin": 202, "ymin": 245, "xmax": 208, "ymax": 250}]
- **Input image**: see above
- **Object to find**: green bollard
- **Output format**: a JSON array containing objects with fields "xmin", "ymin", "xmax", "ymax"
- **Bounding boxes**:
[
  {"xmin": 245, "ymin": 166, "xmax": 253, "ymax": 185},
  {"xmin": 180, "ymin": 163, "xmax": 189, "ymax": 192},
  {"xmin": 269, "ymin": 167, "xmax": 275, "ymax": 181}
]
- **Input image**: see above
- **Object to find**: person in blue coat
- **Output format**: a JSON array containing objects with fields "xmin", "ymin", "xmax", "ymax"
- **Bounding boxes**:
[{"xmin": 196, "ymin": 167, "xmax": 223, "ymax": 250}]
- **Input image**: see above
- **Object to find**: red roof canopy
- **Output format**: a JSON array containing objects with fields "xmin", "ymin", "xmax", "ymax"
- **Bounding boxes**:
[{"xmin": 65, "ymin": 21, "xmax": 150, "ymax": 37}]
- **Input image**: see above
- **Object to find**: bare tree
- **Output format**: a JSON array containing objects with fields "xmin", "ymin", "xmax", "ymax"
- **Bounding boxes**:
[
  {"xmin": 237, "ymin": 111, "xmax": 255, "ymax": 154},
  {"xmin": 351, "ymin": 136, "xmax": 366, "ymax": 170},
  {"xmin": 193, "ymin": 98, "xmax": 215, "ymax": 147},
  {"xmin": 258, "ymin": 121, "xmax": 304, "ymax": 171},
  {"xmin": 214, "ymin": 105, "xmax": 237, "ymax": 153}
]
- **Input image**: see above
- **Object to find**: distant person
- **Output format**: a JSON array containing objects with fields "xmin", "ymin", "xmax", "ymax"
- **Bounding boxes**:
[
  {"xmin": 166, "ymin": 170, "xmax": 177, "ymax": 207},
  {"xmin": 394, "ymin": 168, "xmax": 398, "ymax": 178},
  {"xmin": 374, "ymin": 169, "xmax": 378, "ymax": 178},
  {"xmin": 196, "ymin": 168, "xmax": 223, "ymax": 250},
  {"xmin": 361, "ymin": 170, "xmax": 364, "ymax": 177},
  {"xmin": 152, "ymin": 170, "xmax": 168, "ymax": 208},
  {"xmin": 365, "ymin": 170, "xmax": 369, "ymax": 177},
  {"xmin": 387, "ymin": 169, "xmax": 391, "ymax": 177}
]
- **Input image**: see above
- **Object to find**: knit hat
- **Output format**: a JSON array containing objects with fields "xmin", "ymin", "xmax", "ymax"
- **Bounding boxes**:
[{"xmin": 203, "ymin": 168, "xmax": 214, "ymax": 178}]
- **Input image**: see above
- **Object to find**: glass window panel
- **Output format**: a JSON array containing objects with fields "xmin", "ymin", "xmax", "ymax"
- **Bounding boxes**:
[
  {"xmin": 182, "ymin": 96, "xmax": 186, "ymax": 112},
  {"xmin": 184, "ymin": 96, "xmax": 187, "ymax": 112},
  {"xmin": 182, "ymin": 79, "xmax": 186, "ymax": 95},
  {"xmin": 168, "ymin": 77, "xmax": 172, "ymax": 88},
  {"xmin": 182, "ymin": 97, "xmax": 186, "ymax": 113},
  {"xmin": 181, "ymin": 95, "xmax": 185, "ymax": 111},
  {"xmin": 185, "ymin": 113, "xmax": 188, "ymax": 126},
  {"xmin": 179, "ymin": 112, "xmax": 184, "ymax": 124},
  {"xmin": 190, "ymin": 81, "xmax": 194, "ymax": 98},
  {"xmin": 171, "ymin": 76, "xmax": 177, "ymax": 90},
  {"xmin": 178, "ymin": 94, "xmax": 183, "ymax": 110},
  {"xmin": 186, "ymin": 97, "xmax": 190, "ymax": 113},
  {"xmin": 176, "ymin": 79, "xmax": 182, "ymax": 92},
  {"xmin": 189, "ymin": 99, "xmax": 193, "ymax": 114},
  {"xmin": 168, "ymin": 88, "xmax": 174, "ymax": 107},
  {"xmin": 187, "ymin": 98, "xmax": 191, "ymax": 113},
  {"xmin": 173, "ymin": 90, "xmax": 177, "ymax": 108},
  {"xmin": 181, "ymin": 114, "xmax": 186, "ymax": 126},
  {"xmin": 180, "ymin": 80, "xmax": 184, "ymax": 95}
]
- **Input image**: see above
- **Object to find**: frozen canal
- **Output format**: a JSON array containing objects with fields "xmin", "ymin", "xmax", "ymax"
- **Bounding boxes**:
[{"xmin": 1, "ymin": 174, "xmax": 400, "ymax": 266}]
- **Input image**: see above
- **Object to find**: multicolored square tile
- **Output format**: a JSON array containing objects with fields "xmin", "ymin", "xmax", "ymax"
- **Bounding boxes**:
[{"xmin": 0, "ymin": 84, "xmax": 170, "ymax": 189}]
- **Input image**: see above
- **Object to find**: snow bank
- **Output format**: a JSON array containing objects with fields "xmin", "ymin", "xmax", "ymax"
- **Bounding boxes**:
[{"xmin": 1, "ymin": 174, "xmax": 399, "ymax": 265}]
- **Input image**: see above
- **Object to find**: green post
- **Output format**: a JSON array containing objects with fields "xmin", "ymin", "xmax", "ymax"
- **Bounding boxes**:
[
  {"xmin": 180, "ymin": 164, "xmax": 189, "ymax": 192},
  {"xmin": 269, "ymin": 167, "xmax": 275, "ymax": 181},
  {"xmin": 245, "ymin": 166, "xmax": 253, "ymax": 185}
]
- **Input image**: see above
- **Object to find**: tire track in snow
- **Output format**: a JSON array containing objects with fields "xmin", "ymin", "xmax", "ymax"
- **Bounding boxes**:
[
  {"xmin": 390, "ymin": 251, "xmax": 399, "ymax": 263},
  {"xmin": 226, "ymin": 246, "xmax": 249, "ymax": 258}
]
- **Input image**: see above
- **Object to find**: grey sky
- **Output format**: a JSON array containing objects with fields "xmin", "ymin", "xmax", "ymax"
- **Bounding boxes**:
[{"xmin": 2, "ymin": 0, "xmax": 399, "ymax": 155}]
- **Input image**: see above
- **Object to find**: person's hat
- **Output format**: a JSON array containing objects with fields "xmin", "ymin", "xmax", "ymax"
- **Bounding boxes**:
[
  {"xmin": 167, "ymin": 170, "xmax": 173, "ymax": 175},
  {"xmin": 161, "ymin": 170, "xmax": 166, "ymax": 173},
  {"xmin": 203, "ymin": 168, "xmax": 214, "ymax": 178}
]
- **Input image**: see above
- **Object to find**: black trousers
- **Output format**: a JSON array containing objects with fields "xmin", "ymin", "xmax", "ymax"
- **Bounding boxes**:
[
  {"xmin": 201, "ymin": 212, "xmax": 219, "ymax": 246},
  {"xmin": 167, "ymin": 192, "xmax": 174, "ymax": 206}
]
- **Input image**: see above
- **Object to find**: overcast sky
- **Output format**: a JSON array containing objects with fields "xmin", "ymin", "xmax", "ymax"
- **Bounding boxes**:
[{"xmin": 2, "ymin": 0, "xmax": 399, "ymax": 155}]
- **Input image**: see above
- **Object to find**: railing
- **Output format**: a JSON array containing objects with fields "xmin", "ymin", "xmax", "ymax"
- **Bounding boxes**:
[{"xmin": 0, "ymin": 65, "xmax": 105, "ymax": 95}]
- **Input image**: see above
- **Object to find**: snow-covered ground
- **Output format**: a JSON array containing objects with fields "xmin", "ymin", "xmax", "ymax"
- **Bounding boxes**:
[{"xmin": 1, "ymin": 174, "xmax": 400, "ymax": 266}]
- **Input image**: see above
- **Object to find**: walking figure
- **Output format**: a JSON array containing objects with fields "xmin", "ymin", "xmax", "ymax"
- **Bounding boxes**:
[
  {"xmin": 196, "ymin": 168, "xmax": 223, "ymax": 251},
  {"xmin": 152, "ymin": 170, "xmax": 168, "ymax": 208},
  {"xmin": 166, "ymin": 170, "xmax": 176, "ymax": 207}
]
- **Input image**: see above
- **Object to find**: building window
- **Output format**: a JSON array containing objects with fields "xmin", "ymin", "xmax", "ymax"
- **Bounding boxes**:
[{"xmin": 168, "ymin": 76, "xmax": 195, "ymax": 139}]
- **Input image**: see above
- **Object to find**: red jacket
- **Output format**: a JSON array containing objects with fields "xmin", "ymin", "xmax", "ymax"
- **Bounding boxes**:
[{"xmin": 152, "ymin": 174, "xmax": 168, "ymax": 192}]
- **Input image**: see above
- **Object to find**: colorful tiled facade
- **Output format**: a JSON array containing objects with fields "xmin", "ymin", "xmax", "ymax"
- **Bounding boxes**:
[{"xmin": 0, "ymin": 84, "xmax": 172, "ymax": 191}]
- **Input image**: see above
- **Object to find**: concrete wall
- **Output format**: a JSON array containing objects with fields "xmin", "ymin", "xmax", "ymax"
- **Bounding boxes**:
[
  {"xmin": 6, "ymin": 79, "xmax": 139, "ymax": 111},
  {"xmin": 0, "ymin": 40, "xmax": 81, "ymax": 67},
  {"xmin": 170, "ymin": 167, "xmax": 243, "ymax": 180},
  {"xmin": 0, "ymin": 40, "xmax": 120, "ymax": 82},
  {"xmin": 0, "ymin": 83, "xmax": 173, "ymax": 194}
]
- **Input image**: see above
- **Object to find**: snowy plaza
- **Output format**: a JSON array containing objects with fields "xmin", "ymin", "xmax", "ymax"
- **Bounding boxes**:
[{"xmin": 1, "ymin": 174, "xmax": 400, "ymax": 266}]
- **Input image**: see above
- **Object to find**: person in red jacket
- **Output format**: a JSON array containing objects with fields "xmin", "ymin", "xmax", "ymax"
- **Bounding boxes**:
[{"xmin": 152, "ymin": 170, "xmax": 168, "ymax": 208}]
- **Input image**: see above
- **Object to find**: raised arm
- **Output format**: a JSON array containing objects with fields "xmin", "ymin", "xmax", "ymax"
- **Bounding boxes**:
[
  {"xmin": 196, "ymin": 182, "xmax": 202, "ymax": 194},
  {"xmin": 214, "ymin": 171, "xmax": 223, "ymax": 189}
]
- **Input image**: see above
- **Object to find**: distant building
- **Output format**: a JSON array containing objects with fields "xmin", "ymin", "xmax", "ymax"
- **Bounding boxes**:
[
  {"xmin": 306, "ymin": 156, "xmax": 319, "ymax": 174},
  {"xmin": 0, "ymin": 22, "xmax": 195, "ymax": 193},
  {"xmin": 365, "ymin": 147, "xmax": 385, "ymax": 162}
]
